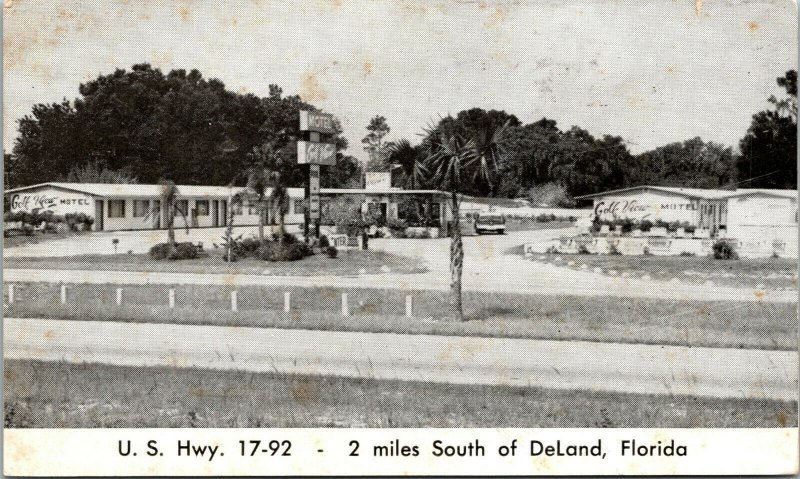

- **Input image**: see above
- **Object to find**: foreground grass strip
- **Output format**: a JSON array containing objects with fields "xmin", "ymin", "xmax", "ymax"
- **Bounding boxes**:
[
  {"xmin": 4, "ymin": 359, "xmax": 795, "ymax": 428},
  {"xmin": 6, "ymin": 282, "xmax": 796, "ymax": 350},
  {"xmin": 3, "ymin": 248, "xmax": 428, "ymax": 276}
]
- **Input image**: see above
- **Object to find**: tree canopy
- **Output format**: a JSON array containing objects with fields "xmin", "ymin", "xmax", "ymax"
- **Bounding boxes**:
[
  {"xmin": 6, "ymin": 64, "xmax": 352, "ymax": 189},
  {"xmin": 736, "ymin": 70, "xmax": 797, "ymax": 188}
]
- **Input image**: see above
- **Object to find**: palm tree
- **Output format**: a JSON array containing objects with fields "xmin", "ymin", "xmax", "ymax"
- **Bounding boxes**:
[
  {"xmin": 247, "ymin": 142, "xmax": 292, "ymax": 244},
  {"xmin": 245, "ymin": 165, "xmax": 269, "ymax": 243},
  {"xmin": 268, "ymin": 167, "xmax": 290, "ymax": 245},
  {"xmin": 387, "ymin": 139, "xmax": 428, "ymax": 189},
  {"xmin": 469, "ymin": 119, "xmax": 512, "ymax": 196},
  {"xmin": 422, "ymin": 120, "xmax": 509, "ymax": 321},
  {"xmin": 146, "ymin": 180, "xmax": 189, "ymax": 248},
  {"xmin": 422, "ymin": 128, "xmax": 476, "ymax": 321}
]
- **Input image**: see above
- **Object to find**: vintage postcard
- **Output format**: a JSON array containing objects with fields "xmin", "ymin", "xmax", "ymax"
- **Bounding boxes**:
[{"xmin": 2, "ymin": 0, "xmax": 798, "ymax": 476}]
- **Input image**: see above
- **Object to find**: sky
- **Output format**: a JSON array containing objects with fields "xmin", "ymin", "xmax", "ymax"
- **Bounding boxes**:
[{"xmin": 3, "ymin": 0, "xmax": 797, "ymax": 166}]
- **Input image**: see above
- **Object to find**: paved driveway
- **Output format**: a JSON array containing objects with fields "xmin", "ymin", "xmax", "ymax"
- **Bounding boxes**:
[{"xmin": 4, "ymin": 226, "xmax": 796, "ymax": 302}]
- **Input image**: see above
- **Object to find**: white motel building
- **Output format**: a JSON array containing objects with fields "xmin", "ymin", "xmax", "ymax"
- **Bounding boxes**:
[
  {"xmin": 576, "ymin": 186, "xmax": 799, "ymax": 257},
  {"xmin": 5, "ymin": 175, "xmax": 454, "ymax": 233}
]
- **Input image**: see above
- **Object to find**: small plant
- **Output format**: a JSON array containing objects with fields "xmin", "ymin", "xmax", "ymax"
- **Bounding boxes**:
[
  {"xmin": 577, "ymin": 244, "xmax": 591, "ymax": 254},
  {"xmin": 679, "ymin": 251, "xmax": 695, "ymax": 257},
  {"xmin": 319, "ymin": 235, "xmax": 330, "ymax": 248},
  {"xmin": 642, "ymin": 246, "xmax": 651, "ymax": 256},
  {"xmin": 608, "ymin": 242, "xmax": 622, "ymax": 255},
  {"xmin": 325, "ymin": 245, "xmax": 338, "ymax": 258}
]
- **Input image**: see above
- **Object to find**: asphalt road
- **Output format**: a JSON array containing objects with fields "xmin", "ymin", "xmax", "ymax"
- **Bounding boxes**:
[{"xmin": 5, "ymin": 317, "xmax": 797, "ymax": 401}]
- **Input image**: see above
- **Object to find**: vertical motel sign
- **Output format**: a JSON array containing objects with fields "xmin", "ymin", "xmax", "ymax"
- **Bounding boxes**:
[{"xmin": 297, "ymin": 111, "xmax": 337, "ymax": 238}]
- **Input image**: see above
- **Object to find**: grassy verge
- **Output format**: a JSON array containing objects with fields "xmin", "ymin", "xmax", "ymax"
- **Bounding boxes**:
[
  {"xmin": 3, "ymin": 248, "xmax": 427, "ymax": 276},
  {"xmin": 3, "ymin": 230, "xmax": 81, "ymax": 248},
  {"xmin": 509, "ymin": 251, "xmax": 798, "ymax": 289},
  {"xmin": 5, "ymin": 282, "xmax": 796, "ymax": 350},
  {"xmin": 4, "ymin": 360, "xmax": 795, "ymax": 428}
]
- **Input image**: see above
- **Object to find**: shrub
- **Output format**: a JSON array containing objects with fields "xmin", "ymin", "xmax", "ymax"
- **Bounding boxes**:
[
  {"xmin": 577, "ymin": 244, "xmax": 591, "ymax": 254},
  {"xmin": 240, "ymin": 237, "xmax": 262, "ymax": 253},
  {"xmin": 150, "ymin": 242, "xmax": 198, "ymax": 260},
  {"xmin": 639, "ymin": 220, "xmax": 653, "ymax": 232},
  {"xmin": 387, "ymin": 218, "xmax": 407, "ymax": 237},
  {"xmin": 149, "ymin": 243, "xmax": 172, "ymax": 260},
  {"xmin": 712, "ymin": 239, "xmax": 738, "ymax": 260},
  {"xmin": 169, "ymin": 242, "xmax": 198, "ymax": 260},
  {"xmin": 679, "ymin": 251, "xmax": 695, "ymax": 257},
  {"xmin": 256, "ymin": 241, "xmax": 312, "ymax": 262},
  {"xmin": 319, "ymin": 235, "xmax": 330, "ymax": 248},
  {"xmin": 325, "ymin": 245, "xmax": 338, "ymax": 258},
  {"xmin": 21, "ymin": 224, "xmax": 34, "ymax": 236}
]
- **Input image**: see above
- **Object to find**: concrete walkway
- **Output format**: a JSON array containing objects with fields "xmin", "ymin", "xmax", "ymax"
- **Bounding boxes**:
[{"xmin": 5, "ymin": 317, "xmax": 797, "ymax": 401}]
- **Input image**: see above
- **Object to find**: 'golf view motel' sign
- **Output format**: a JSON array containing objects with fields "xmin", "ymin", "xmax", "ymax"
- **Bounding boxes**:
[{"xmin": 297, "ymin": 140, "xmax": 336, "ymax": 166}]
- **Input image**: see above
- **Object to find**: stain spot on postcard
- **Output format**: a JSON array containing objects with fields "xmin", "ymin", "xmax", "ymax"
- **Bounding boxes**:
[{"xmin": 300, "ymin": 74, "xmax": 328, "ymax": 101}]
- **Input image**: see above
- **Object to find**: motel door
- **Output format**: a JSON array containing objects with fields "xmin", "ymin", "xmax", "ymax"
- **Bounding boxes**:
[{"xmin": 95, "ymin": 200, "xmax": 104, "ymax": 231}]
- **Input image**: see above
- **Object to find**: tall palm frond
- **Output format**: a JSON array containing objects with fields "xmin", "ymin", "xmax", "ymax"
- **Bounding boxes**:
[{"xmin": 387, "ymin": 138, "xmax": 429, "ymax": 189}]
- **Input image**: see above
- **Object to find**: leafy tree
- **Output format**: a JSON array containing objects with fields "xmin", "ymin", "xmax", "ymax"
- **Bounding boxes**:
[
  {"xmin": 632, "ymin": 137, "xmax": 736, "ymax": 188},
  {"xmin": 495, "ymin": 118, "xmax": 562, "ymax": 197},
  {"xmin": 8, "ymin": 64, "xmax": 361, "ymax": 190},
  {"xmin": 362, "ymin": 116, "xmax": 392, "ymax": 172},
  {"xmin": 321, "ymin": 153, "xmax": 362, "ymax": 188},
  {"xmin": 64, "ymin": 161, "xmax": 138, "ymax": 184},
  {"xmin": 737, "ymin": 70, "xmax": 797, "ymax": 188}
]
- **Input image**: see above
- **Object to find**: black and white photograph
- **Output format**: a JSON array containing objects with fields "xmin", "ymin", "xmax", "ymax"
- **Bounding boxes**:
[{"xmin": 2, "ymin": 0, "xmax": 798, "ymax": 475}]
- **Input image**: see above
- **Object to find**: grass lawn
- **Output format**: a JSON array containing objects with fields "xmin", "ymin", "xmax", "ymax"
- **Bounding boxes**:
[
  {"xmin": 3, "ymin": 230, "xmax": 83, "ymax": 248},
  {"xmin": 508, "ymin": 250, "xmax": 798, "ymax": 289},
  {"xmin": 3, "ymin": 248, "xmax": 427, "ymax": 276},
  {"xmin": 5, "ymin": 360, "xmax": 795, "ymax": 428},
  {"xmin": 6, "ymin": 282, "xmax": 796, "ymax": 350}
]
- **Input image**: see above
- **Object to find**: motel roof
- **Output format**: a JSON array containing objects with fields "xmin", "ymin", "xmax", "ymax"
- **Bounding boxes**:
[
  {"xmin": 575, "ymin": 185, "xmax": 797, "ymax": 201},
  {"xmin": 5, "ymin": 182, "xmax": 452, "ymax": 198}
]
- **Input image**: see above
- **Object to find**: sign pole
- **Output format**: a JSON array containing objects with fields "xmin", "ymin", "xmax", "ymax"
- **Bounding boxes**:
[{"xmin": 298, "ymin": 110, "xmax": 337, "ymax": 243}]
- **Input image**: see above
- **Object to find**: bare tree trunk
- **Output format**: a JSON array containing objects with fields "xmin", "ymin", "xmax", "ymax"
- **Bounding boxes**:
[
  {"xmin": 225, "ymin": 199, "xmax": 236, "ymax": 262},
  {"xmin": 449, "ymin": 190, "xmax": 464, "ymax": 321},
  {"xmin": 257, "ymin": 198, "xmax": 265, "ymax": 244},
  {"xmin": 167, "ymin": 208, "xmax": 176, "ymax": 244},
  {"xmin": 278, "ymin": 209, "xmax": 285, "ymax": 246}
]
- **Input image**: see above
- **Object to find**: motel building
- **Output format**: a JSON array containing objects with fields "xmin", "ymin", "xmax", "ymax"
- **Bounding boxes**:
[
  {"xmin": 4, "ymin": 172, "xmax": 454, "ymax": 237},
  {"xmin": 573, "ymin": 186, "xmax": 798, "ymax": 258}
]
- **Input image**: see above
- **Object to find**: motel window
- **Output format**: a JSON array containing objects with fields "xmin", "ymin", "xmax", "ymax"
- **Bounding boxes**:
[
  {"xmin": 108, "ymin": 200, "xmax": 126, "ymax": 218},
  {"xmin": 196, "ymin": 200, "xmax": 209, "ymax": 216},
  {"xmin": 294, "ymin": 199, "xmax": 304, "ymax": 214},
  {"xmin": 233, "ymin": 202, "xmax": 243, "ymax": 215},
  {"xmin": 132, "ymin": 200, "xmax": 150, "ymax": 218},
  {"xmin": 176, "ymin": 200, "xmax": 189, "ymax": 217}
]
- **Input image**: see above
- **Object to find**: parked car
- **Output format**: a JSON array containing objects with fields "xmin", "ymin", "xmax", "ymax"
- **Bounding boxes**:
[{"xmin": 474, "ymin": 213, "xmax": 506, "ymax": 234}]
